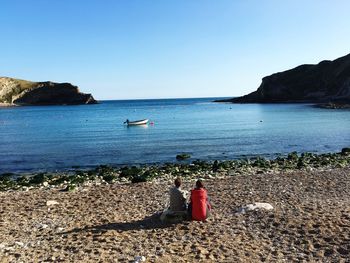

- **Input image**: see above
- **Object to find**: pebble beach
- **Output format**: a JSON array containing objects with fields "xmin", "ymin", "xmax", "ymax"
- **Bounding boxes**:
[
  {"xmin": 1, "ymin": 163, "xmax": 350, "ymax": 262},
  {"xmin": 2, "ymin": 2, "xmax": 350, "ymax": 263}
]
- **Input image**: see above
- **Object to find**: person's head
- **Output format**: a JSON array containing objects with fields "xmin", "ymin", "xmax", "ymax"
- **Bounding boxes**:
[
  {"xmin": 174, "ymin": 177, "xmax": 181, "ymax": 188},
  {"xmin": 195, "ymin": 179, "xmax": 204, "ymax": 189}
]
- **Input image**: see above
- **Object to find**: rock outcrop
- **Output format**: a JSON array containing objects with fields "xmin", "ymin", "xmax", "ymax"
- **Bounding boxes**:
[
  {"xmin": 0, "ymin": 77, "xmax": 97, "ymax": 106},
  {"xmin": 218, "ymin": 53, "xmax": 350, "ymax": 104}
]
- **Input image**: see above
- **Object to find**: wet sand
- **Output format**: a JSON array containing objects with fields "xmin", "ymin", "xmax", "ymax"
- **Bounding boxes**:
[{"xmin": 1, "ymin": 168, "xmax": 350, "ymax": 262}]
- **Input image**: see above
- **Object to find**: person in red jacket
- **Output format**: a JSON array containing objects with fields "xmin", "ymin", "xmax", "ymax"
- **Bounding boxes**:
[{"xmin": 188, "ymin": 180, "xmax": 212, "ymax": 221}]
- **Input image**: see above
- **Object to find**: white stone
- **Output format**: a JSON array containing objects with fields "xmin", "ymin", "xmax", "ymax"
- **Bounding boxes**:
[
  {"xmin": 246, "ymin": 202, "xmax": 274, "ymax": 211},
  {"xmin": 134, "ymin": 256, "xmax": 146, "ymax": 263},
  {"xmin": 37, "ymin": 223, "xmax": 49, "ymax": 229},
  {"xmin": 56, "ymin": 227, "xmax": 65, "ymax": 232},
  {"xmin": 46, "ymin": 200, "xmax": 59, "ymax": 206},
  {"xmin": 0, "ymin": 243, "xmax": 6, "ymax": 249},
  {"xmin": 236, "ymin": 202, "xmax": 274, "ymax": 214},
  {"xmin": 43, "ymin": 182, "xmax": 49, "ymax": 187}
]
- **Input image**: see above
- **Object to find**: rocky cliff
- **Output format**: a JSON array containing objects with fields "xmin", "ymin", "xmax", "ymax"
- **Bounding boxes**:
[
  {"xmin": 0, "ymin": 77, "xmax": 97, "ymax": 106},
  {"xmin": 218, "ymin": 53, "xmax": 350, "ymax": 104}
]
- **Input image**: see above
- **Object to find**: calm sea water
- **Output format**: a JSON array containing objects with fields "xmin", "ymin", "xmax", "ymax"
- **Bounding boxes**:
[{"xmin": 1, "ymin": 98, "xmax": 350, "ymax": 173}]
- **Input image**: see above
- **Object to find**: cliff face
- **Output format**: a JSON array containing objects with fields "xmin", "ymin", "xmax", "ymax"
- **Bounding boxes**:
[
  {"xmin": 219, "ymin": 53, "xmax": 350, "ymax": 103},
  {"xmin": 0, "ymin": 77, "xmax": 97, "ymax": 106}
]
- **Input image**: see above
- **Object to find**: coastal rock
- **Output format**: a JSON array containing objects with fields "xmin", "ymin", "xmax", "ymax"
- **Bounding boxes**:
[
  {"xmin": 218, "ymin": 53, "xmax": 350, "ymax": 104},
  {"xmin": 0, "ymin": 77, "xmax": 97, "ymax": 106},
  {"xmin": 176, "ymin": 153, "xmax": 191, "ymax": 160},
  {"xmin": 317, "ymin": 102, "xmax": 350, "ymax": 109},
  {"xmin": 341, "ymin": 147, "xmax": 350, "ymax": 155}
]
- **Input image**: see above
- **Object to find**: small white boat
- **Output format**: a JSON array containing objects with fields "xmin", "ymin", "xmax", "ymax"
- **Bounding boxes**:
[{"xmin": 124, "ymin": 119, "xmax": 149, "ymax": 126}]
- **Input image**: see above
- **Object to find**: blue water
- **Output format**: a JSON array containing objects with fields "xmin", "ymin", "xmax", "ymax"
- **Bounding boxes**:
[{"xmin": 1, "ymin": 98, "xmax": 350, "ymax": 173}]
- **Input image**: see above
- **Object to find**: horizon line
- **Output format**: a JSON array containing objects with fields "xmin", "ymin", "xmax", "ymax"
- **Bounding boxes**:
[{"xmin": 97, "ymin": 96, "xmax": 234, "ymax": 101}]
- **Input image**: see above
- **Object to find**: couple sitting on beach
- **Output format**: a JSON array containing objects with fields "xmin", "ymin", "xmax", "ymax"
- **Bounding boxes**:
[{"xmin": 161, "ymin": 178, "xmax": 211, "ymax": 222}]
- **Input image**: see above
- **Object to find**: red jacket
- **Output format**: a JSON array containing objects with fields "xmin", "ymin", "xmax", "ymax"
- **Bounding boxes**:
[{"xmin": 190, "ymin": 188, "xmax": 211, "ymax": 221}]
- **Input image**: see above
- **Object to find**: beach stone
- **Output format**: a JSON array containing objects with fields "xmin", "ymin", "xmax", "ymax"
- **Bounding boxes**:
[
  {"xmin": 236, "ymin": 202, "xmax": 274, "ymax": 214},
  {"xmin": 37, "ymin": 223, "xmax": 49, "ymax": 229},
  {"xmin": 337, "ymin": 247, "xmax": 349, "ymax": 255},
  {"xmin": 4, "ymin": 246, "xmax": 14, "ymax": 252},
  {"xmin": 46, "ymin": 200, "xmax": 59, "ymax": 206},
  {"xmin": 198, "ymin": 247, "xmax": 209, "ymax": 255},
  {"xmin": 15, "ymin": 241, "xmax": 24, "ymax": 247},
  {"xmin": 133, "ymin": 256, "xmax": 146, "ymax": 262}
]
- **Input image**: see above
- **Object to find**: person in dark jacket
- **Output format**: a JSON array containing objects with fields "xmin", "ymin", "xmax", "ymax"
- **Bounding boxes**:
[{"xmin": 188, "ymin": 180, "xmax": 211, "ymax": 221}]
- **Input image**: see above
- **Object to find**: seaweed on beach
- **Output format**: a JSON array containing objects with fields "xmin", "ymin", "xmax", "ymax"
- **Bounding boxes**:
[
  {"xmin": 120, "ymin": 166, "xmax": 142, "ymax": 178},
  {"xmin": 0, "ymin": 173, "xmax": 15, "ymax": 191},
  {"xmin": 102, "ymin": 174, "xmax": 117, "ymax": 183},
  {"xmin": 1, "ymin": 149, "xmax": 350, "ymax": 191},
  {"xmin": 50, "ymin": 175, "xmax": 70, "ymax": 185},
  {"xmin": 16, "ymin": 176, "xmax": 30, "ymax": 186},
  {"xmin": 29, "ymin": 173, "xmax": 47, "ymax": 185}
]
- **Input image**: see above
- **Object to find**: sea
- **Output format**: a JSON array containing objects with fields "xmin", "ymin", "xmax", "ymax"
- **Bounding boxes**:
[{"xmin": 1, "ymin": 98, "xmax": 350, "ymax": 173}]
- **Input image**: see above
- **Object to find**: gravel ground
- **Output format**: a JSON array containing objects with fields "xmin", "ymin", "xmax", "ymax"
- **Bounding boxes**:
[{"xmin": 1, "ymin": 168, "xmax": 350, "ymax": 262}]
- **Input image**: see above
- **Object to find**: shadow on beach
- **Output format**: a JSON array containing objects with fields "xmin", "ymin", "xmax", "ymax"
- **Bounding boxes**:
[{"xmin": 61, "ymin": 212, "xmax": 182, "ymax": 235}]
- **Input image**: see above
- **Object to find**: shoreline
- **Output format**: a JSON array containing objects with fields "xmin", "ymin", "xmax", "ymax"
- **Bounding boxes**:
[
  {"xmin": 1, "ymin": 148, "xmax": 349, "ymax": 192},
  {"xmin": 0, "ymin": 102, "xmax": 15, "ymax": 107}
]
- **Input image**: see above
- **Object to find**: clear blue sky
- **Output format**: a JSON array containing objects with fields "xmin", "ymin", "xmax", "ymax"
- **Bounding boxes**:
[{"xmin": 1, "ymin": 0, "xmax": 350, "ymax": 100}]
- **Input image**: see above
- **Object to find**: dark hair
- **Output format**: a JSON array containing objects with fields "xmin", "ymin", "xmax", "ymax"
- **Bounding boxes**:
[
  {"xmin": 196, "ymin": 180, "xmax": 204, "ymax": 189},
  {"xmin": 174, "ymin": 178, "xmax": 181, "ymax": 188}
]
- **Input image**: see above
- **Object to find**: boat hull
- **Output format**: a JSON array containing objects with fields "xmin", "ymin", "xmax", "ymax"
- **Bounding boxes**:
[{"xmin": 126, "ymin": 119, "xmax": 149, "ymax": 126}]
